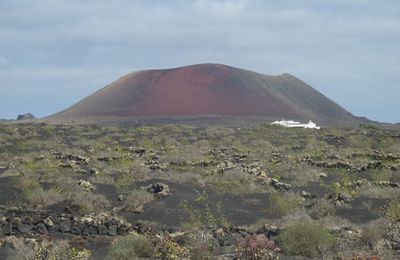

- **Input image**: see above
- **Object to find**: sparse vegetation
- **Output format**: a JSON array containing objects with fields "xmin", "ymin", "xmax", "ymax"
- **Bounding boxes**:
[
  {"xmin": 24, "ymin": 186, "xmax": 63, "ymax": 209},
  {"xmin": 123, "ymin": 190, "xmax": 154, "ymax": 213},
  {"xmin": 181, "ymin": 190, "xmax": 231, "ymax": 231},
  {"xmin": 0, "ymin": 122, "xmax": 400, "ymax": 259},
  {"xmin": 267, "ymin": 192, "xmax": 303, "ymax": 217},
  {"xmin": 107, "ymin": 233, "xmax": 153, "ymax": 259},
  {"xmin": 277, "ymin": 221, "xmax": 337, "ymax": 257},
  {"xmin": 68, "ymin": 192, "xmax": 111, "ymax": 214},
  {"xmin": 384, "ymin": 199, "xmax": 400, "ymax": 220}
]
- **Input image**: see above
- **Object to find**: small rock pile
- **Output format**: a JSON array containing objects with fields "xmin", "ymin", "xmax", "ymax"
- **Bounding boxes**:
[
  {"xmin": 78, "ymin": 180, "xmax": 96, "ymax": 191},
  {"xmin": 143, "ymin": 183, "xmax": 171, "ymax": 198},
  {"xmin": 53, "ymin": 152, "xmax": 90, "ymax": 165}
]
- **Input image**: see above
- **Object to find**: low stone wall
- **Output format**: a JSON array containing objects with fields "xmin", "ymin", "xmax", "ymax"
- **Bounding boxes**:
[{"xmin": 0, "ymin": 206, "xmax": 134, "ymax": 237}]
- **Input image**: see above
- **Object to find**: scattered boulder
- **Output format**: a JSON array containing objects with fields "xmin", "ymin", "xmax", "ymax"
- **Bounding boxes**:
[
  {"xmin": 373, "ymin": 181, "xmax": 400, "ymax": 188},
  {"xmin": 59, "ymin": 219, "xmax": 71, "ymax": 233},
  {"xmin": 71, "ymin": 226, "xmax": 81, "ymax": 235},
  {"xmin": 263, "ymin": 224, "xmax": 280, "ymax": 237},
  {"xmin": 84, "ymin": 226, "xmax": 98, "ymax": 236},
  {"xmin": 335, "ymin": 193, "xmax": 353, "ymax": 207},
  {"xmin": 89, "ymin": 168, "xmax": 99, "ymax": 175},
  {"xmin": 16, "ymin": 221, "xmax": 33, "ymax": 234},
  {"xmin": 36, "ymin": 223, "xmax": 48, "ymax": 234},
  {"xmin": 129, "ymin": 147, "xmax": 146, "ymax": 156},
  {"xmin": 98, "ymin": 225, "xmax": 108, "ymax": 235},
  {"xmin": 78, "ymin": 180, "xmax": 96, "ymax": 191},
  {"xmin": 2, "ymin": 222, "xmax": 13, "ymax": 235},
  {"xmin": 319, "ymin": 172, "xmax": 328, "ymax": 178},
  {"xmin": 301, "ymin": 190, "xmax": 313, "ymax": 199},
  {"xmin": 43, "ymin": 216, "xmax": 55, "ymax": 227},
  {"xmin": 145, "ymin": 183, "xmax": 170, "ymax": 198},
  {"xmin": 269, "ymin": 178, "xmax": 292, "ymax": 192},
  {"xmin": 108, "ymin": 225, "xmax": 118, "ymax": 236},
  {"xmin": 118, "ymin": 194, "xmax": 125, "ymax": 201},
  {"xmin": 146, "ymin": 161, "xmax": 168, "ymax": 171},
  {"xmin": 338, "ymin": 193, "xmax": 352, "ymax": 202},
  {"xmin": 54, "ymin": 152, "xmax": 90, "ymax": 165}
]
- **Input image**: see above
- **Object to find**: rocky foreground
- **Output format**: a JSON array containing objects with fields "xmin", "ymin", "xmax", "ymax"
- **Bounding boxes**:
[{"xmin": 1, "ymin": 122, "xmax": 400, "ymax": 259}]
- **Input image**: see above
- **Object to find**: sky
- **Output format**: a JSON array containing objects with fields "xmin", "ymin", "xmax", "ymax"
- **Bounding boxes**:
[{"xmin": 0, "ymin": 0, "xmax": 399, "ymax": 123}]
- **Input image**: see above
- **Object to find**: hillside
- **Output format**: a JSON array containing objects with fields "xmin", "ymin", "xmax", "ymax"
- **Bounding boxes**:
[{"xmin": 49, "ymin": 63, "xmax": 357, "ymax": 124}]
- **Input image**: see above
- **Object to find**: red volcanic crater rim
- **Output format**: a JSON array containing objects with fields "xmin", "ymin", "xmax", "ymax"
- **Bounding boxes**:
[
  {"xmin": 53, "ymin": 63, "xmax": 356, "ymax": 123},
  {"xmin": 122, "ymin": 64, "xmax": 295, "ymax": 117}
]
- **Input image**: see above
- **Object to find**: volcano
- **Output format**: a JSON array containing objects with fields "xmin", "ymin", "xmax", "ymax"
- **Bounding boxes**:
[{"xmin": 50, "ymin": 64, "xmax": 357, "ymax": 124}]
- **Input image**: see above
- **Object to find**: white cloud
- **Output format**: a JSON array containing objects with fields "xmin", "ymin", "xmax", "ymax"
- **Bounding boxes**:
[{"xmin": 0, "ymin": 0, "xmax": 399, "ymax": 122}]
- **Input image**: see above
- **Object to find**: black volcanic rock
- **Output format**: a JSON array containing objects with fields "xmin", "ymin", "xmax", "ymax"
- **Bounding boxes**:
[{"xmin": 17, "ymin": 113, "xmax": 36, "ymax": 120}]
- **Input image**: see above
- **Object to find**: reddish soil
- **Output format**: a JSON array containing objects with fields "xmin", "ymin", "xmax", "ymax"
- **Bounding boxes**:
[{"xmin": 51, "ymin": 63, "xmax": 356, "ymax": 124}]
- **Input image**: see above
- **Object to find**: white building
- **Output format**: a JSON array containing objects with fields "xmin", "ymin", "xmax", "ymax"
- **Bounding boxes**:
[{"xmin": 271, "ymin": 120, "xmax": 320, "ymax": 129}]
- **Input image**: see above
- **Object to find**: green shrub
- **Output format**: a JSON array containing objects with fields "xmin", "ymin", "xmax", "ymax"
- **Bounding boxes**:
[
  {"xmin": 268, "ymin": 192, "xmax": 303, "ymax": 217},
  {"xmin": 107, "ymin": 233, "xmax": 153, "ymax": 259},
  {"xmin": 360, "ymin": 219, "xmax": 388, "ymax": 250},
  {"xmin": 113, "ymin": 173, "xmax": 135, "ymax": 194},
  {"xmin": 25, "ymin": 186, "xmax": 63, "ymax": 209},
  {"xmin": 153, "ymin": 234, "xmax": 190, "ymax": 259},
  {"xmin": 370, "ymin": 169, "xmax": 393, "ymax": 182},
  {"xmin": 384, "ymin": 199, "xmax": 400, "ymax": 220},
  {"xmin": 180, "ymin": 191, "xmax": 231, "ymax": 231},
  {"xmin": 277, "ymin": 222, "xmax": 337, "ymax": 257},
  {"xmin": 9, "ymin": 239, "xmax": 91, "ymax": 260},
  {"xmin": 69, "ymin": 192, "xmax": 111, "ymax": 214},
  {"xmin": 235, "ymin": 233, "xmax": 279, "ymax": 260},
  {"xmin": 124, "ymin": 190, "xmax": 154, "ymax": 213},
  {"xmin": 208, "ymin": 175, "xmax": 257, "ymax": 195},
  {"xmin": 308, "ymin": 199, "xmax": 336, "ymax": 219}
]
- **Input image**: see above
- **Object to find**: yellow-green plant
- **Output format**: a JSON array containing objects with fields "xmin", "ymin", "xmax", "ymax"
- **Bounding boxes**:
[
  {"xmin": 267, "ymin": 192, "xmax": 303, "ymax": 217},
  {"xmin": 277, "ymin": 221, "xmax": 337, "ymax": 258},
  {"xmin": 107, "ymin": 233, "xmax": 153, "ymax": 260}
]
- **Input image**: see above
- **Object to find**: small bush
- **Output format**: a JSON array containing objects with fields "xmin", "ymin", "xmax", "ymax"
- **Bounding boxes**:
[
  {"xmin": 370, "ymin": 169, "xmax": 393, "ymax": 182},
  {"xmin": 107, "ymin": 233, "xmax": 153, "ymax": 259},
  {"xmin": 384, "ymin": 199, "xmax": 400, "ymax": 220},
  {"xmin": 113, "ymin": 173, "xmax": 135, "ymax": 194},
  {"xmin": 268, "ymin": 192, "xmax": 303, "ymax": 217},
  {"xmin": 360, "ymin": 219, "xmax": 389, "ymax": 251},
  {"xmin": 69, "ymin": 192, "xmax": 111, "ymax": 214},
  {"xmin": 308, "ymin": 199, "xmax": 336, "ymax": 219},
  {"xmin": 9, "ymin": 239, "xmax": 91, "ymax": 260},
  {"xmin": 277, "ymin": 221, "xmax": 337, "ymax": 258},
  {"xmin": 25, "ymin": 186, "xmax": 63, "ymax": 209},
  {"xmin": 235, "ymin": 233, "xmax": 279, "ymax": 260},
  {"xmin": 124, "ymin": 190, "xmax": 154, "ymax": 213},
  {"xmin": 186, "ymin": 231, "xmax": 214, "ymax": 259},
  {"xmin": 207, "ymin": 169, "xmax": 263, "ymax": 195},
  {"xmin": 180, "ymin": 191, "xmax": 231, "ymax": 231},
  {"xmin": 153, "ymin": 234, "xmax": 190, "ymax": 259}
]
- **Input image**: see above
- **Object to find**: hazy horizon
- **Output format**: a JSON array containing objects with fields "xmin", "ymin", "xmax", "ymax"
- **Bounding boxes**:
[{"xmin": 1, "ymin": 0, "xmax": 399, "ymax": 123}]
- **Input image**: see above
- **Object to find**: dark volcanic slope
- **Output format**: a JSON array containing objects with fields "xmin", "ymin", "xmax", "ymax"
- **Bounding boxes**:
[{"xmin": 51, "ymin": 63, "xmax": 356, "ymax": 124}]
